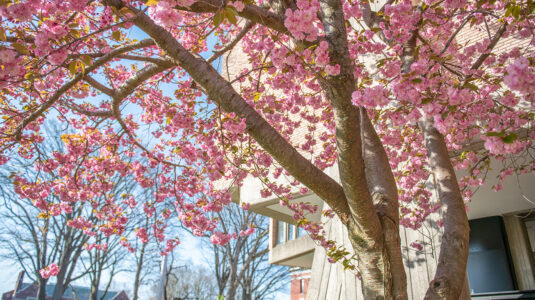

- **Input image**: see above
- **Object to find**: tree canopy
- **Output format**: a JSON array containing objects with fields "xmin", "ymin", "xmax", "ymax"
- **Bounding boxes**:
[{"xmin": 0, "ymin": 0, "xmax": 534, "ymax": 298}]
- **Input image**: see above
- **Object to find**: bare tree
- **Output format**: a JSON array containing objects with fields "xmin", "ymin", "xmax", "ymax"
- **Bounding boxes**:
[
  {"xmin": 208, "ymin": 203, "xmax": 288, "ymax": 300},
  {"xmin": 148, "ymin": 255, "xmax": 217, "ymax": 300},
  {"xmin": 0, "ymin": 122, "xmax": 140, "ymax": 300},
  {"xmin": 0, "ymin": 123, "xmax": 92, "ymax": 300}
]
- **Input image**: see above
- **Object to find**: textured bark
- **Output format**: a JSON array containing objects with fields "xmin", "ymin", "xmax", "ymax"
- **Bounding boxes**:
[
  {"xmin": 182, "ymin": 0, "xmax": 289, "ymax": 34},
  {"xmin": 361, "ymin": 109, "xmax": 408, "ymax": 299},
  {"xmin": 37, "ymin": 277, "xmax": 47, "ymax": 300},
  {"xmin": 317, "ymin": 0, "xmax": 392, "ymax": 297},
  {"xmin": 421, "ymin": 118, "xmax": 470, "ymax": 300},
  {"xmin": 132, "ymin": 241, "xmax": 147, "ymax": 300},
  {"xmin": 318, "ymin": 0, "xmax": 382, "ymax": 246}
]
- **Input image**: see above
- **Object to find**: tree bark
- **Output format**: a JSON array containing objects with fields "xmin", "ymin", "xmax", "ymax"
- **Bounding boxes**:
[
  {"xmin": 361, "ymin": 109, "xmax": 408, "ymax": 299},
  {"xmin": 421, "ymin": 118, "xmax": 470, "ymax": 299},
  {"xmin": 133, "ymin": 241, "xmax": 147, "ymax": 300},
  {"xmin": 37, "ymin": 277, "xmax": 48, "ymax": 300}
]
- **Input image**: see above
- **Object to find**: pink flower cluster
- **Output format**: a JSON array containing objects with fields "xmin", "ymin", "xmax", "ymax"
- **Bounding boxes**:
[
  {"xmin": 210, "ymin": 231, "xmax": 233, "ymax": 246},
  {"xmin": 504, "ymin": 57, "xmax": 535, "ymax": 95},
  {"xmin": 39, "ymin": 263, "xmax": 59, "ymax": 279},
  {"xmin": 149, "ymin": 1, "xmax": 182, "ymax": 27}
]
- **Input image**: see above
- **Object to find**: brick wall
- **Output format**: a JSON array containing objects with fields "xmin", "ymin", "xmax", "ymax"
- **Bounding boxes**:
[{"xmin": 290, "ymin": 269, "xmax": 311, "ymax": 300}]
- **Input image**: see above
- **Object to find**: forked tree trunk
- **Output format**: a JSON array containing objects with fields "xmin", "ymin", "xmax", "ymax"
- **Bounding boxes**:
[{"xmin": 339, "ymin": 114, "xmax": 470, "ymax": 299}]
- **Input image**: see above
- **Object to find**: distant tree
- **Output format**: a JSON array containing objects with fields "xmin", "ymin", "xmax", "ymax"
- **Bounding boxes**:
[
  {"xmin": 0, "ymin": 123, "xmax": 140, "ymax": 300},
  {"xmin": 148, "ymin": 255, "xmax": 217, "ymax": 300},
  {"xmin": 208, "ymin": 203, "xmax": 288, "ymax": 300},
  {"xmin": 130, "ymin": 213, "xmax": 161, "ymax": 300}
]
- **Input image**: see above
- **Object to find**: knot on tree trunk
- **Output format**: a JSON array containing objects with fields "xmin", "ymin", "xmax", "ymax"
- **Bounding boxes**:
[{"xmin": 430, "ymin": 277, "xmax": 450, "ymax": 297}]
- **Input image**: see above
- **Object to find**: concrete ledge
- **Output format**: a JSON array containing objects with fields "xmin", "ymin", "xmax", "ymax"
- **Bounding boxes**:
[{"xmin": 269, "ymin": 235, "xmax": 316, "ymax": 268}]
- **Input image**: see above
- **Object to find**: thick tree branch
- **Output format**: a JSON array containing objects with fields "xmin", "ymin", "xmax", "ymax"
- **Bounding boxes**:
[
  {"xmin": 318, "ymin": 0, "xmax": 380, "ymax": 238},
  {"xmin": 84, "ymin": 76, "xmax": 115, "ymax": 96},
  {"xmin": 106, "ymin": 0, "xmax": 352, "ymax": 223},
  {"xmin": 421, "ymin": 117, "xmax": 470, "ymax": 300},
  {"xmin": 179, "ymin": 0, "xmax": 289, "ymax": 34},
  {"xmin": 360, "ymin": 108, "xmax": 407, "ymax": 299}
]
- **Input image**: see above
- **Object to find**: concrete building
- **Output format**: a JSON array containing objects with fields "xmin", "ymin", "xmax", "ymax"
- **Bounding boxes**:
[
  {"xmin": 219, "ymin": 2, "xmax": 535, "ymax": 298},
  {"xmin": 233, "ymin": 155, "xmax": 535, "ymax": 299}
]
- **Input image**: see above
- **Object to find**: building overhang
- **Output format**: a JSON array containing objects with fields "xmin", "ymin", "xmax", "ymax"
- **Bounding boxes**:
[{"xmin": 269, "ymin": 235, "xmax": 316, "ymax": 268}]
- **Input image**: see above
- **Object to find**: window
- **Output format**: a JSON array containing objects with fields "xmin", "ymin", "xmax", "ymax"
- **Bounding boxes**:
[
  {"xmin": 299, "ymin": 279, "xmax": 304, "ymax": 294},
  {"xmin": 277, "ymin": 220, "xmax": 285, "ymax": 245},
  {"xmin": 297, "ymin": 225, "xmax": 305, "ymax": 238},
  {"xmin": 467, "ymin": 216, "xmax": 516, "ymax": 293},
  {"xmin": 288, "ymin": 224, "xmax": 295, "ymax": 241}
]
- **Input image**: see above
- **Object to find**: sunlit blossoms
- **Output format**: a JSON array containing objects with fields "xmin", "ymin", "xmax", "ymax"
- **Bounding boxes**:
[{"xmin": 0, "ymin": 0, "xmax": 533, "ymax": 292}]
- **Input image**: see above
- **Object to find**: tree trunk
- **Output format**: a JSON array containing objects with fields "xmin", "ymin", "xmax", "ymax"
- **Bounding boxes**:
[
  {"xmin": 37, "ymin": 277, "xmax": 48, "ymax": 300},
  {"xmin": 360, "ymin": 109, "xmax": 408, "ymax": 299},
  {"xmin": 225, "ymin": 258, "xmax": 238, "ymax": 300},
  {"xmin": 348, "ymin": 222, "xmax": 407, "ymax": 300},
  {"xmin": 133, "ymin": 242, "xmax": 147, "ymax": 300},
  {"xmin": 421, "ymin": 118, "xmax": 470, "ymax": 299}
]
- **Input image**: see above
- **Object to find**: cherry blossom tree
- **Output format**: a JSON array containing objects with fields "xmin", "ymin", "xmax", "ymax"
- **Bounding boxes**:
[{"xmin": 0, "ymin": 0, "xmax": 534, "ymax": 298}]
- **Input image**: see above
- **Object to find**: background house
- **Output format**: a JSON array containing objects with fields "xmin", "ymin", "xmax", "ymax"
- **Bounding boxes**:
[{"xmin": 2, "ymin": 272, "xmax": 130, "ymax": 300}]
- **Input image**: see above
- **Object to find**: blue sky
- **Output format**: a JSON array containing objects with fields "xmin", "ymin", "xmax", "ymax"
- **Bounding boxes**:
[{"xmin": 1, "ymin": 20, "xmax": 290, "ymax": 299}]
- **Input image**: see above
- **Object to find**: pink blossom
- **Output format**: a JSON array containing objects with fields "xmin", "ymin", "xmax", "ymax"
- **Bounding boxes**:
[
  {"xmin": 325, "ymin": 64, "xmax": 340, "ymax": 76},
  {"xmin": 239, "ymin": 226, "xmax": 255, "ymax": 237},
  {"xmin": 230, "ymin": 1, "xmax": 244, "ymax": 12},
  {"xmin": 410, "ymin": 242, "xmax": 423, "ymax": 251},
  {"xmin": 148, "ymin": 1, "xmax": 182, "ymax": 27},
  {"xmin": 39, "ymin": 263, "xmax": 59, "ymax": 279},
  {"xmin": 504, "ymin": 57, "xmax": 535, "ymax": 94},
  {"xmin": 210, "ymin": 231, "xmax": 232, "ymax": 246}
]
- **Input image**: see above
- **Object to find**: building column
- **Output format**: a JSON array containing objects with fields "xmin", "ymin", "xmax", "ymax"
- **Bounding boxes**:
[{"xmin": 503, "ymin": 214, "xmax": 535, "ymax": 290}]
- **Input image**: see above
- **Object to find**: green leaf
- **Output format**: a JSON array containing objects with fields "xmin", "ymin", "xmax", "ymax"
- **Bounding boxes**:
[
  {"xmin": 421, "ymin": 97, "xmax": 432, "ymax": 104},
  {"xmin": 0, "ymin": 28, "xmax": 5, "ymax": 42},
  {"xmin": 112, "ymin": 30, "xmax": 121, "ymax": 41},
  {"xmin": 11, "ymin": 43, "xmax": 29, "ymax": 54},
  {"xmin": 502, "ymin": 133, "xmax": 518, "ymax": 144},
  {"xmin": 463, "ymin": 82, "xmax": 478, "ymax": 91},
  {"xmin": 68, "ymin": 60, "xmax": 84, "ymax": 75},
  {"xmin": 253, "ymin": 92, "xmax": 261, "ymax": 102},
  {"xmin": 411, "ymin": 78, "xmax": 422, "ymax": 84},
  {"xmin": 80, "ymin": 55, "xmax": 93, "ymax": 66},
  {"xmin": 213, "ymin": 11, "xmax": 223, "ymax": 27},
  {"xmin": 225, "ymin": 7, "xmax": 237, "ymax": 25},
  {"xmin": 486, "ymin": 131, "xmax": 504, "ymax": 137}
]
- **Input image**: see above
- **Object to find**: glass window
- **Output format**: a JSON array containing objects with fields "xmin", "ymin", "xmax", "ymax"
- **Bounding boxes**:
[
  {"xmin": 288, "ymin": 224, "xmax": 295, "ymax": 241},
  {"xmin": 300, "ymin": 279, "xmax": 304, "ymax": 294},
  {"xmin": 277, "ymin": 220, "xmax": 285, "ymax": 245},
  {"xmin": 297, "ymin": 225, "xmax": 305, "ymax": 238}
]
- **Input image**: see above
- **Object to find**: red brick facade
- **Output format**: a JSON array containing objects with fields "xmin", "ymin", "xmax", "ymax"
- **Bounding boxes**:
[{"xmin": 290, "ymin": 269, "xmax": 311, "ymax": 300}]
